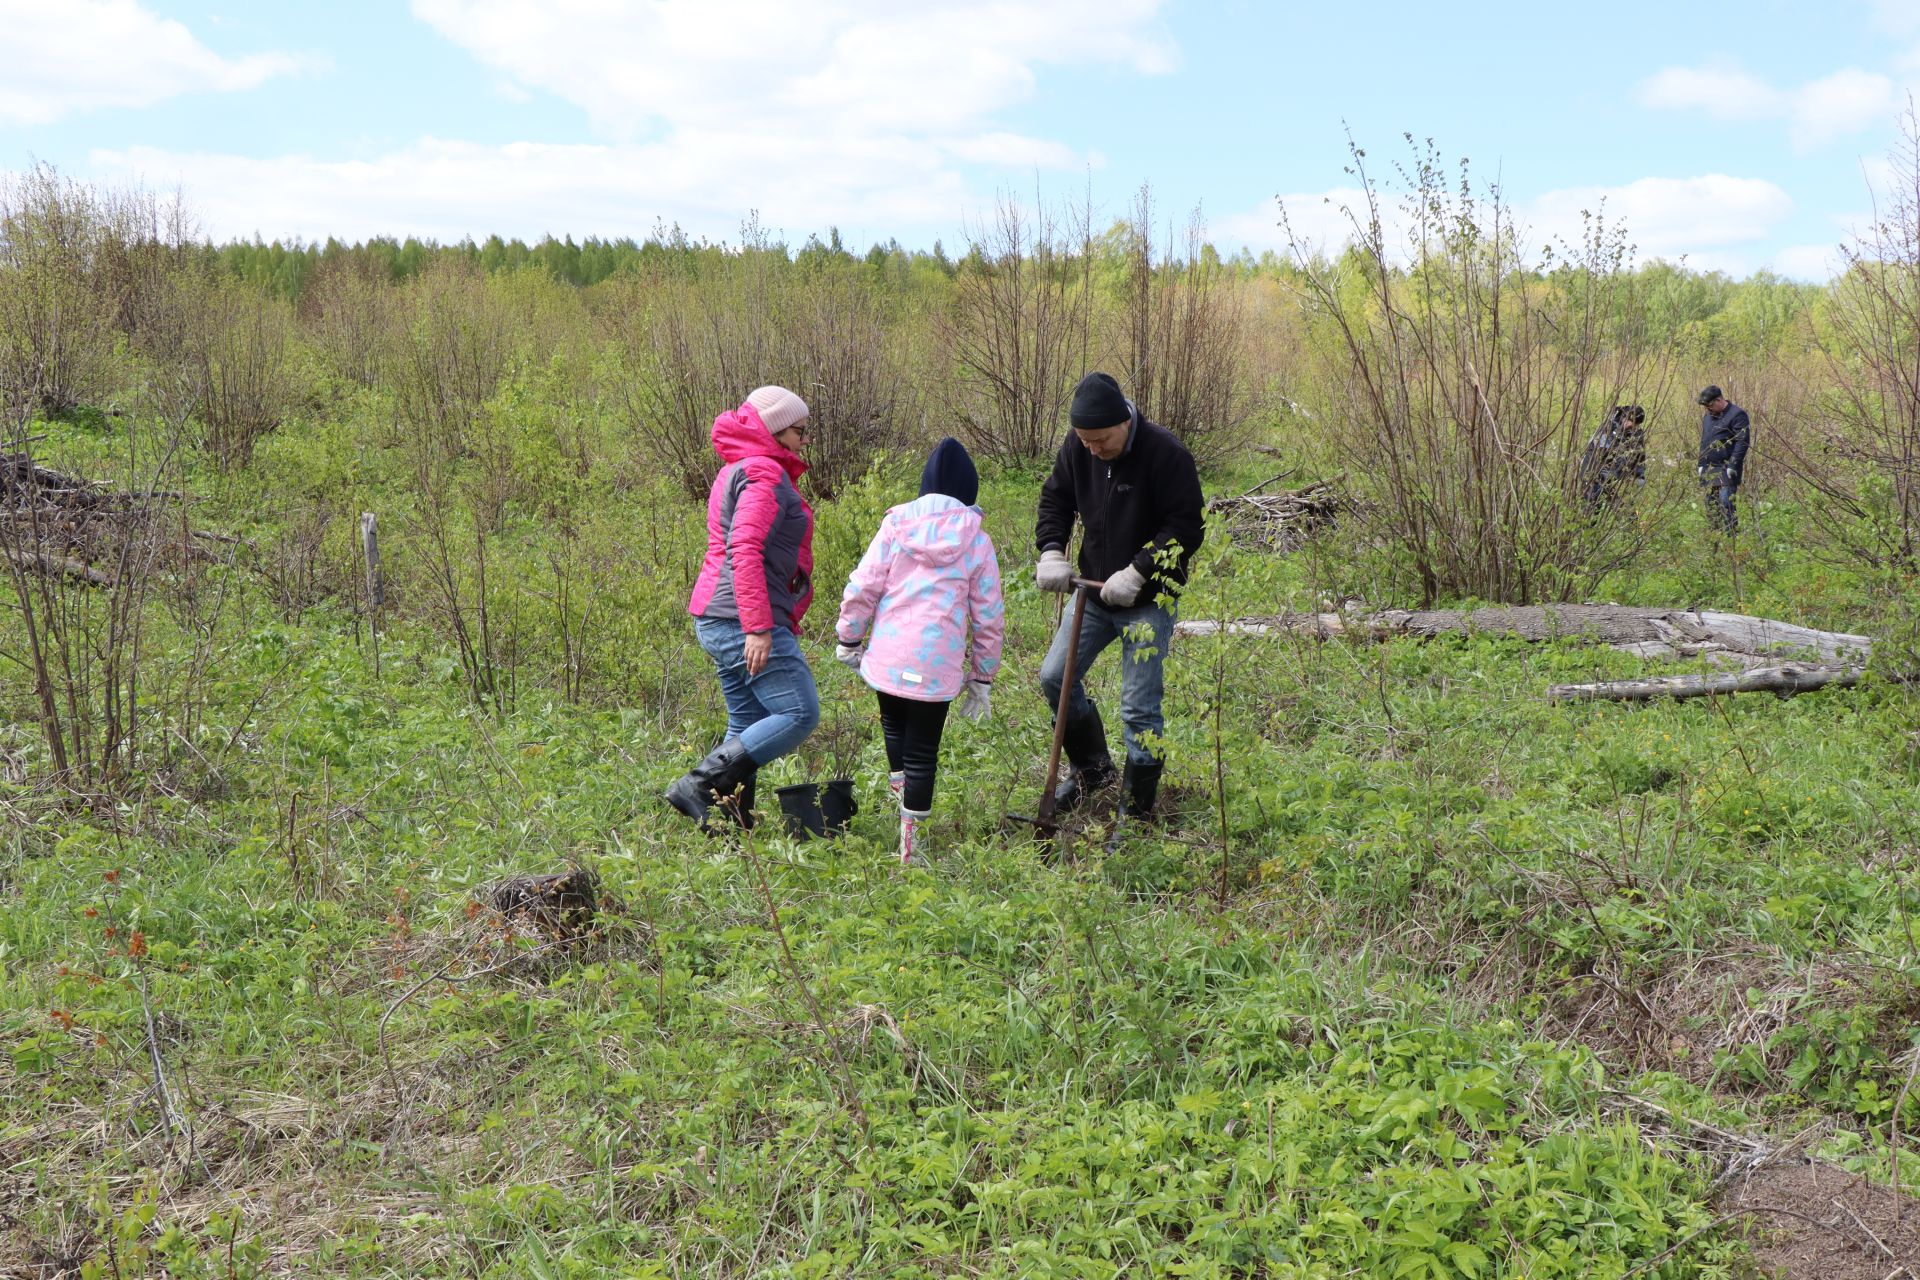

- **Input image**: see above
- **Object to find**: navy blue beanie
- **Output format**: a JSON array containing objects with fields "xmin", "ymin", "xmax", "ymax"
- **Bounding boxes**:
[{"xmin": 919, "ymin": 436, "xmax": 979, "ymax": 506}]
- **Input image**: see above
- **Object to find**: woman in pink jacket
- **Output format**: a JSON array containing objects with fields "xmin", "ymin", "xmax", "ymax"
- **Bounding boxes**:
[
  {"xmin": 836, "ymin": 438, "xmax": 1004, "ymax": 863},
  {"xmin": 665, "ymin": 386, "xmax": 819, "ymax": 829}
]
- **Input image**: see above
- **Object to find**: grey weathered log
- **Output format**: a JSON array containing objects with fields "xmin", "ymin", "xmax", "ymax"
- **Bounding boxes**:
[
  {"xmin": 1, "ymin": 546, "xmax": 111, "ymax": 587},
  {"xmin": 1175, "ymin": 604, "xmax": 1873, "ymax": 662},
  {"xmin": 1546, "ymin": 662, "xmax": 1865, "ymax": 703}
]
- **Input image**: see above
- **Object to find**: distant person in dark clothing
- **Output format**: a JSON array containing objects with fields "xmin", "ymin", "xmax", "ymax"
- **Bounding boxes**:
[
  {"xmin": 1578, "ymin": 404, "xmax": 1648, "ymax": 512},
  {"xmin": 1696, "ymin": 385, "xmax": 1750, "ymax": 535}
]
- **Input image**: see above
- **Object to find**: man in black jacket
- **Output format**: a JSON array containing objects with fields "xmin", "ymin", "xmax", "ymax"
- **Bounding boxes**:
[
  {"xmin": 1034, "ymin": 372, "xmax": 1205, "ymax": 819},
  {"xmin": 1696, "ymin": 385, "xmax": 1751, "ymax": 534}
]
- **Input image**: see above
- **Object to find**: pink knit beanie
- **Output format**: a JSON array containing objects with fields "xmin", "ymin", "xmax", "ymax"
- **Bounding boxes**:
[{"xmin": 746, "ymin": 385, "xmax": 809, "ymax": 434}]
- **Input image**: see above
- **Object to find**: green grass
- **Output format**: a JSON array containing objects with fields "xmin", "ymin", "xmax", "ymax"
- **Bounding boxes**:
[{"xmin": 1, "ymin": 418, "xmax": 1915, "ymax": 1276}]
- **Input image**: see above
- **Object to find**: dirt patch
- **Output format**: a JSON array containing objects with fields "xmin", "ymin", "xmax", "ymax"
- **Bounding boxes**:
[
  {"xmin": 1531, "ymin": 942, "xmax": 1920, "ymax": 1101},
  {"xmin": 1718, "ymin": 1157, "xmax": 1920, "ymax": 1278}
]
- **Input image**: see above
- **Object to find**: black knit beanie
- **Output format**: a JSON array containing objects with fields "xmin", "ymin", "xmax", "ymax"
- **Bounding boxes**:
[
  {"xmin": 919, "ymin": 436, "xmax": 979, "ymax": 506},
  {"xmin": 1069, "ymin": 372, "xmax": 1131, "ymax": 431}
]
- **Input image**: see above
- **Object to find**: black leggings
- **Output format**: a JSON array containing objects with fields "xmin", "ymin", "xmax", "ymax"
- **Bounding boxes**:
[{"xmin": 875, "ymin": 691, "xmax": 950, "ymax": 812}]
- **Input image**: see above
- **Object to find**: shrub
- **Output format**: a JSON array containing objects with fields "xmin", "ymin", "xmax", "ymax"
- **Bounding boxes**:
[{"xmin": 1287, "ymin": 137, "xmax": 1670, "ymax": 606}]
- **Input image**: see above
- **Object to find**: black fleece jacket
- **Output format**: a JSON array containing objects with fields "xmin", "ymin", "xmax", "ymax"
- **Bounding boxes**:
[
  {"xmin": 1698, "ymin": 403, "xmax": 1752, "ymax": 484},
  {"xmin": 1034, "ymin": 409, "xmax": 1205, "ymax": 607}
]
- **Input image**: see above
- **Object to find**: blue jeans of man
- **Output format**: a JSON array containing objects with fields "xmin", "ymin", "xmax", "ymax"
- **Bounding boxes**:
[
  {"xmin": 1701, "ymin": 476, "xmax": 1738, "ymax": 534},
  {"xmin": 694, "ymin": 617, "xmax": 820, "ymax": 766},
  {"xmin": 1038, "ymin": 598, "xmax": 1174, "ymax": 766}
]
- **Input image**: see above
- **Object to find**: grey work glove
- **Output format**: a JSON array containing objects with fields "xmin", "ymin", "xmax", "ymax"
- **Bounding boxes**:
[
  {"xmin": 956, "ymin": 680, "xmax": 991, "ymax": 723},
  {"xmin": 834, "ymin": 642, "xmax": 864, "ymax": 671},
  {"xmin": 1036, "ymin": 548, "xmax": 1073, "ymax": 593},
  {"xmin": 1100, "ymin": 563, "xmax": 1147, "ymax": 608}
]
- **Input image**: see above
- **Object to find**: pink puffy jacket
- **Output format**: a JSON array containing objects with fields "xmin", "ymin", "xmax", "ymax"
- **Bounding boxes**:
[
  {"xmin": 836, "ymin": 494, "xmax": 1004, "ymax": 702},
  {"xmin": 686, "ymin": 402, "xmax": 814, "ymax": 634}
]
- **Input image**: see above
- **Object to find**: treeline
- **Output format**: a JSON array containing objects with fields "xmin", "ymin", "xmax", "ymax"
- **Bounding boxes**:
[
  {"xmin": 208, "ymin": 223, "xmax": 1821, "ymax": 361},
  {"xmin": 216, "ymin": 226, "xmax": 964, "ymax": 297},
  {"xmin": 0, "ymin": 152, "xmax": 1909, "ymax": 609}
]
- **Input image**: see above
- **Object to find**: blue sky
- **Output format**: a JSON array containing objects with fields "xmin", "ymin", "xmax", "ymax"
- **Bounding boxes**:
[{"xmin": 6, "ymin": 0, "xmax": 1919, "ymax": 278}]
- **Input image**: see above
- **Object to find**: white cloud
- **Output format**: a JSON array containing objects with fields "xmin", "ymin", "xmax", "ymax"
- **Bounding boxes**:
[
  {"xmin": 1213, "ymin": 174, "xmax": 1793, "ymax": 275},
  {"xmin": 1528, "ymin": 175, "xmax": 1794, "ymax": 257},
  {"xmin": 1638, "ymin": 65, "xmax": 1783, "ymax": 120},
  {"xmin": 0, "ymin": 0, "xmax": 306, "ymax": 125},
  {"xmin": 1211, "ymin": 189, "xmax": 1385, "ymax": 258},
  {"xmin": 1791, "ymin": 68, "xmax": 1901, "ymax": 146},
  {"xmin": 75, "ymin": 1, "xmax": 1172, "ymax": 245},
  {"xmin": 88, "ymin": 136, "xmax": 976, "ymax": 244},
  {"xmin": 1636, "ymin": 60, "xmax": 1899, "ymax": 150},
  {"xmin": 941, "ymin": 133, "xmax": 1085, "ymax": 170},
  {"xmin": 410, "ymin": 0, "xmax": 1173, "ymax": 137},
  {"xmin": 1768, "ymin": 243, "xmax": 1843, "ymax": 280}
]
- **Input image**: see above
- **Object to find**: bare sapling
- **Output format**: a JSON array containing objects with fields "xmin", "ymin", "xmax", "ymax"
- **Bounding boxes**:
[
  {"xmin": 1777, "ymin": 100, "xmax": 1920, "ymax": 579},
  {"xmin": 393, "ymin": 259, "xmax": 518, "ymax": 714},
  {"xmin": 1109, "ymin": 186, "xmax": 1257, "ymax": 464},
  {"xmin": 1285, "ymin": 135, "xmax": 1670, "ymax": 605},
  {"xmin": 944, "ymin": 188, "xmax": 1093, "ymax": 462}
]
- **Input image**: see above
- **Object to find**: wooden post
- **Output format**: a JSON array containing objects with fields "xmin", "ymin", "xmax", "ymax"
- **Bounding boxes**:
[{"xmin": 361, "ymin": 512, "xmax": 383, "ymax": 677}]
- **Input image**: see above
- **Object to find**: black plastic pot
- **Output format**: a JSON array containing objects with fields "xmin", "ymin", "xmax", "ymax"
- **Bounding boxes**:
[
  {"xmin": 820, "ymin": 778, "xmax": 858, "ymax": 836},
  {"xmin": 775, "ymin": 782, "xmax": 825, "ymax": 840}
]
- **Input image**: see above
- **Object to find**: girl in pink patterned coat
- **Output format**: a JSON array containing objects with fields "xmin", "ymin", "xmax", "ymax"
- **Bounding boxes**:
[{"xmin": 835, "ymin": 438, "xmax": 1004, "ymax": 863}]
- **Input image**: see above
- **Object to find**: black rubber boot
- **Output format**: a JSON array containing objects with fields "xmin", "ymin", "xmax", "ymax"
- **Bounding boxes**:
[
  {"xmin": 1052, "ymin": 704, "xmax": 1116, "ymax": 813},
  {"xmin": 717, "ymin": 768, "xmax": 757, "ymax": 830},
  {"xmin": 664, "ymin": 740, "xmax": 755, "ymax": 825},
  {"xmin": 1122, "ymin": 760, "xmax": 1164, "ymax": 819}
]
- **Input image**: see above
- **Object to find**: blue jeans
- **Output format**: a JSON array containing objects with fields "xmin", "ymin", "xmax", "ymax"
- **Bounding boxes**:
[
  {"xmin": 1701, "ymin": 478, "xmax": 1738, "ymax": 534},
  {"xmin": 1038, "ymin": 598, "xmax": 1174, "ymax": 766},
  {"xmin": 694, "ymin": 618, "xmax": 820, "ymax": 766}
]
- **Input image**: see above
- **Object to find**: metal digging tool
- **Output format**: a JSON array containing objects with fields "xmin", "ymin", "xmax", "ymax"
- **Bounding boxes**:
[{"xmin": 1008, "ymin": 577, "xmax": 1104, "ymax": 852}]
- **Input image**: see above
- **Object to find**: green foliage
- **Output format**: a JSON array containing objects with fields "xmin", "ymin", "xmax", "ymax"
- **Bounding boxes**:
[{"xmin": 5, "ymin": 162, "xmax": 1919, "ymax": 1277}]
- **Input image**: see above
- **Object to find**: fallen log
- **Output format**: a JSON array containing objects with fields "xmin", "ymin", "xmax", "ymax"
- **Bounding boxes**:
[
  {"xmin": 1547, "ymin": 662, "xmax": 1865, "ymax": 703},
  {"xmin": 1175, "ymin": 604, "xmax": 1873, "ymax": 663},
  {"xmin": 2, "ymin": 546, "xmax": 111, "ymax": 587}
]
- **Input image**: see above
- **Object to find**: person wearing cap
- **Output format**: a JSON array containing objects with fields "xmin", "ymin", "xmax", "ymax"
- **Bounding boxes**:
[
  {"xmin": 1695, "ymin": 385, "xmax": 1750, "ymax": 534},
  {"xmin": 665, "ymin": 386, "xmax": 820, "ymax": 828},
  {"xmin": 1578, "ymin": 404, "xmax": 1648, "ymax": 512},
  {"xmin": 1033, "ymin": 372, "xmax": 1205, "ymax": 821},
  {"xmin": 834, "ymin": 437, "xmax": 1005, "ymax": 864}
]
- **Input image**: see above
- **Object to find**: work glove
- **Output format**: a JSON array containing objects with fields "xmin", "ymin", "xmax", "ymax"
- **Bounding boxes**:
[
  {"xmin": 1100, "ymin": 563, "xmax": 1147, "ymax": 608},
  {"xmin": 956, "ymin": 680, "xmax": 991, "ymax": 723},
  {"xmin": 1695, "ymin": 464, "xmax": 1707, "ymax": 480},
  {"xmin": 1036, "ymin": 548, "xmax": 1073, "ymax": 593},
  {"xmin": 1724, "ymin": 466, "xmax": 1738, "ymax": 487},
  {"xmin": 834, "ymin": 642, "xmax": 864, "ymax": 671}
]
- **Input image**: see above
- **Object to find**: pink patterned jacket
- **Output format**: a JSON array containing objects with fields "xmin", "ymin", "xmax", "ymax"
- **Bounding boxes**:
[{"xmin": 836, "ymin": 495, "xmax": 1004, "ymax": 702}]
